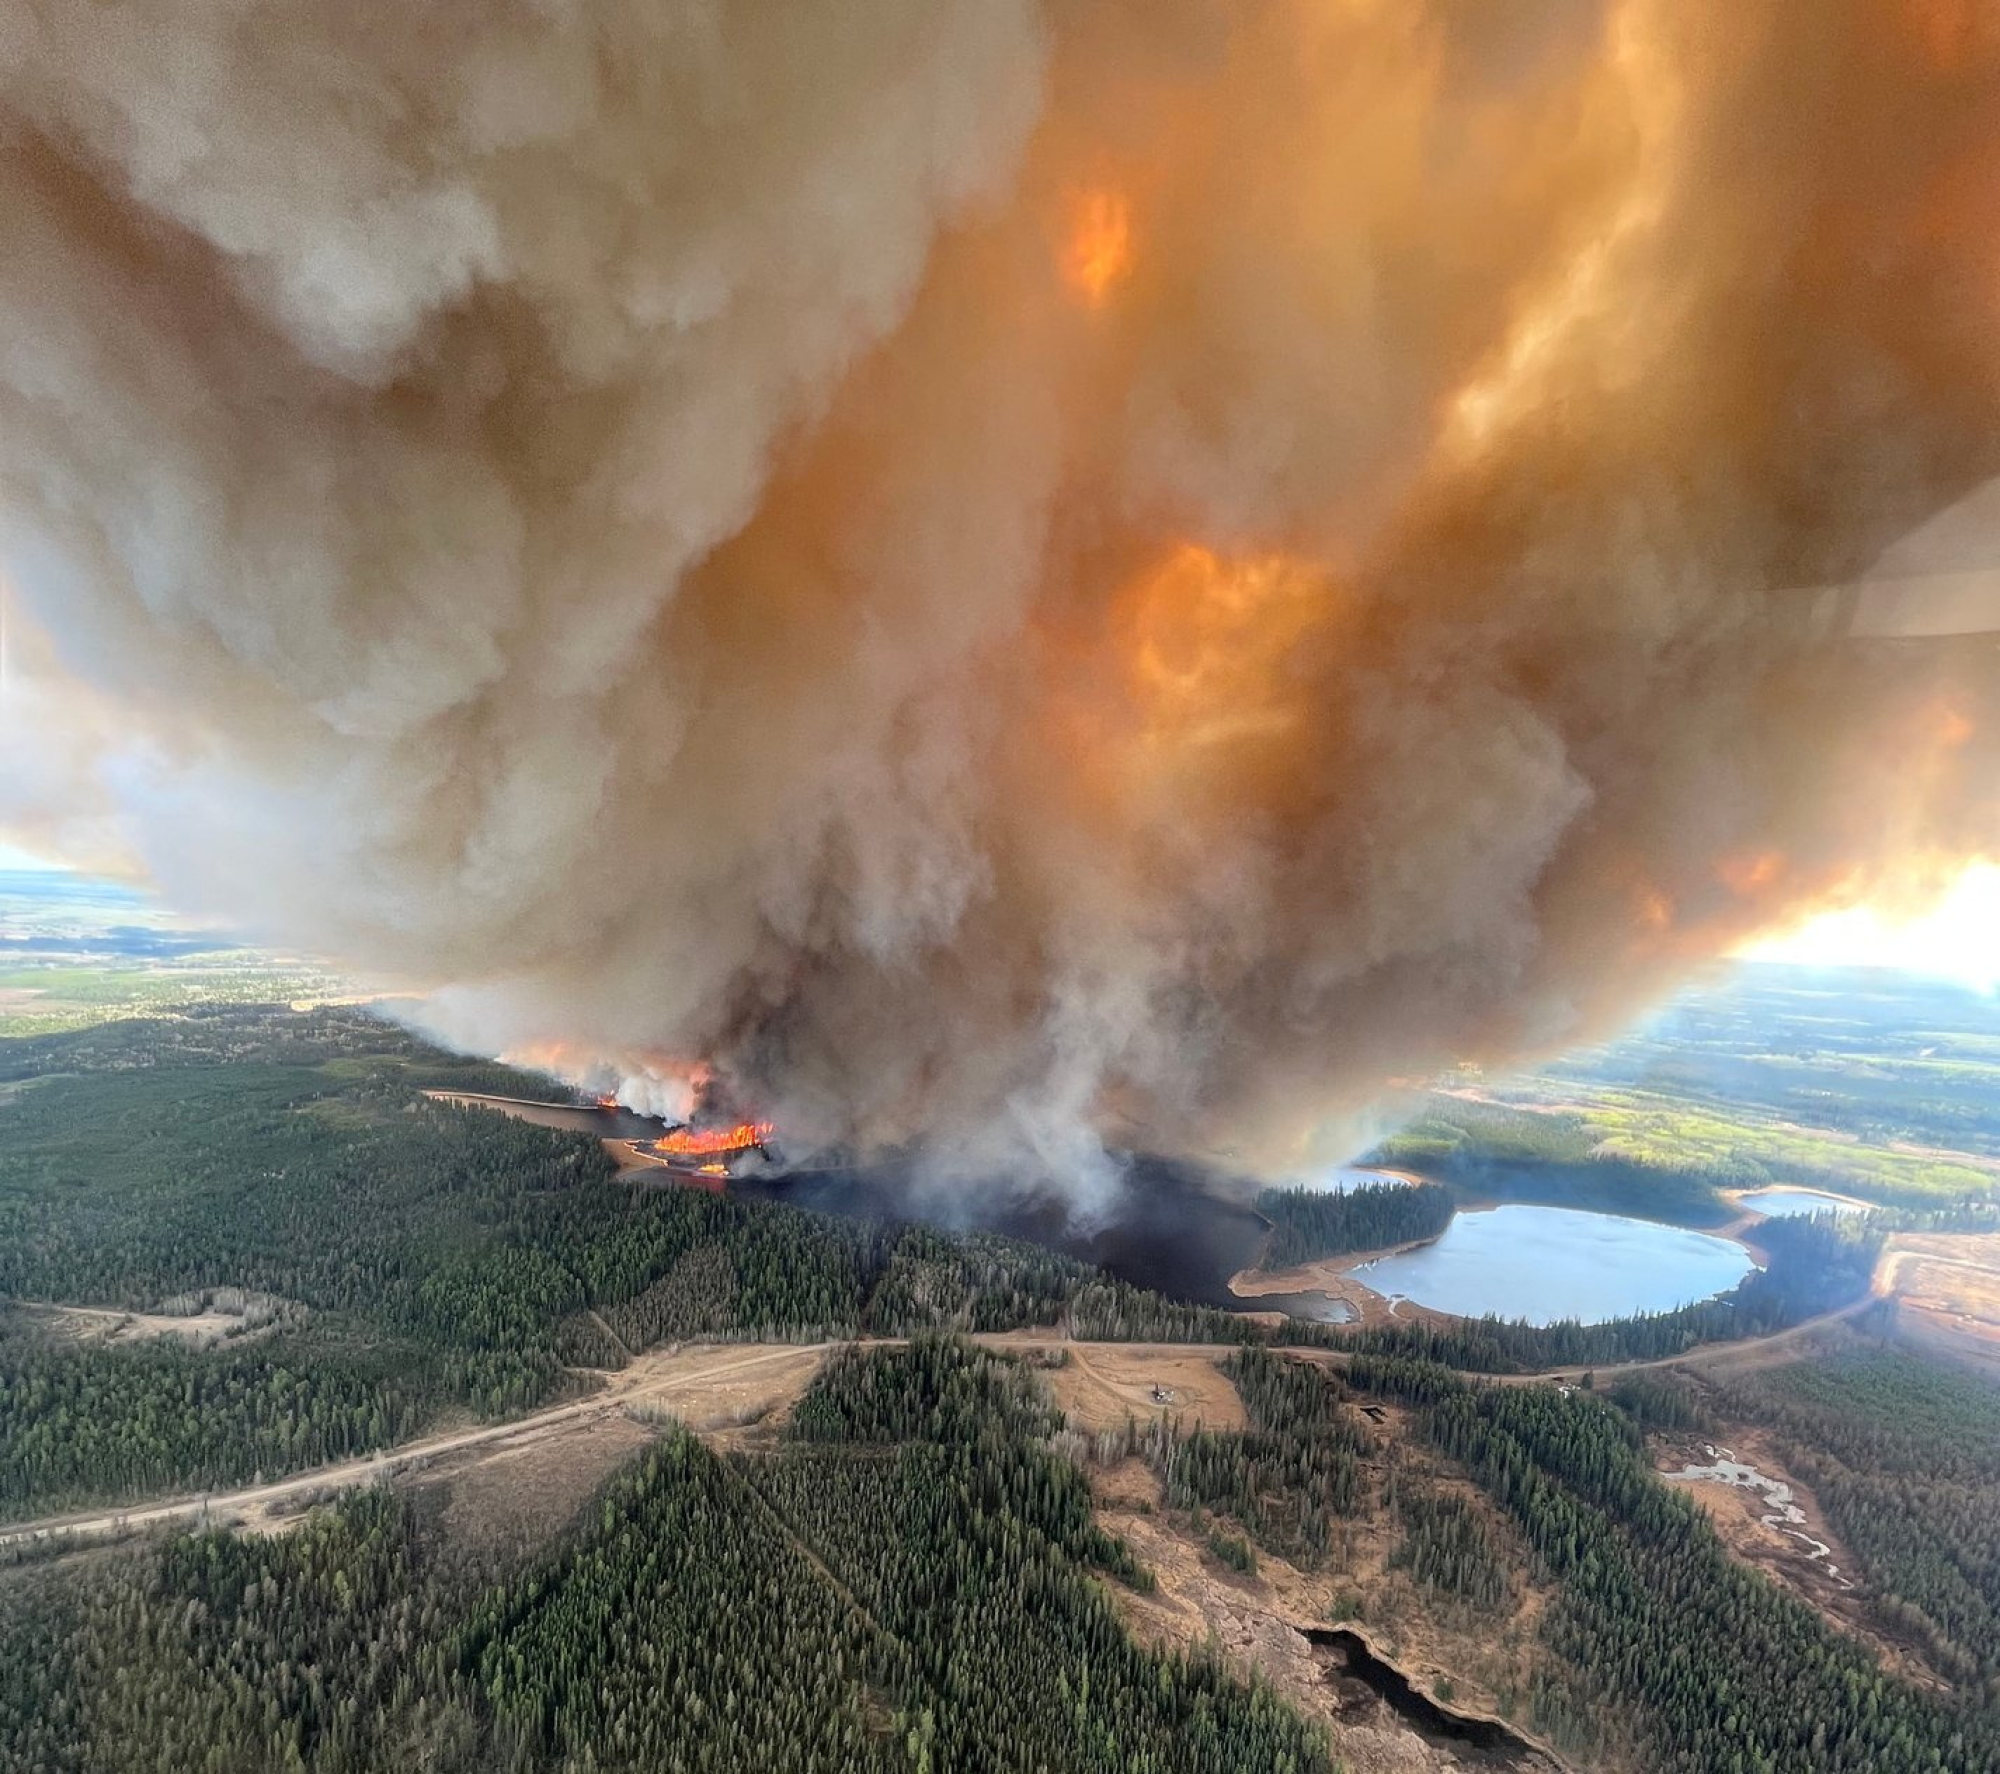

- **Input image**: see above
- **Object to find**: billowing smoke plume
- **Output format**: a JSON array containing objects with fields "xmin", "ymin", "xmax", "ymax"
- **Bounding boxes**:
[{"xmin": 4, "ymin": 0, "xmax": 2000, "ymax": 1183}]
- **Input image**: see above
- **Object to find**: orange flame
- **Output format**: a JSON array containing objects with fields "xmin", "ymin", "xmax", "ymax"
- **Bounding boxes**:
[
  {"xmin": 653, "ymin": 1120, "xmax": 774, "ymax": 1159},
  {"xmin": 1061, "ymin": 187, "xmax": 1133, "ymax": 307}
]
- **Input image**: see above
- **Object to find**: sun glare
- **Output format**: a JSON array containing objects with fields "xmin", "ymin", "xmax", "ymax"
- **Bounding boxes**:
[{"xmin": 1739, "ymin": 860, "xmax": 2000, "ymax": 989}]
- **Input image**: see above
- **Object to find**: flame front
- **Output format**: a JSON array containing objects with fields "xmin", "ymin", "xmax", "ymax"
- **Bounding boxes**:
[{"xmin": 653, "ymin": 1121, "xmax": 776, "ymax": 1160}]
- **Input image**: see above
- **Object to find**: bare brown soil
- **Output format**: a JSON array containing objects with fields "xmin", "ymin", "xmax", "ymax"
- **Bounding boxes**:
[
  {"xmin": 618, "ymin": 1340, "xmax": 830, "ymax": 1441},
  {"xmin": 1037, "ymin": 1342, "xmax": 1249, "ymax": 1433},
  {"xmin": 1229, "ymin": 1258, "xmax": 1456, "ymax": 1330},
  {"xmin": 1097, "ymin": 1471, "xmax": 1571, "ymax": 1773},
  {"xmin": 429, "ymin": 1412, "xmax": 659, "ymax": 1553},
  {"xmin": 16, "ymin": 1301, "xmax": 263, "ymax": 1351},
  {"xmin": 1876, "ymin": 1234, "xmax": 2000, "ymax": 1371}
]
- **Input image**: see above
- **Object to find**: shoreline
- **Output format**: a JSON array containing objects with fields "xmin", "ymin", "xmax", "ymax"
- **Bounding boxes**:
[{"xmin": 1231, "ymin": 1192, "xmax": 1786, "ymax": 1328}]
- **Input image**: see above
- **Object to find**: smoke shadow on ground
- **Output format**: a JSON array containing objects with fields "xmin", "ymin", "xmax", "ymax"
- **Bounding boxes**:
[{"xmin": 737, "ymin": 1154, "xmax": 1354, "ymax": 1321}]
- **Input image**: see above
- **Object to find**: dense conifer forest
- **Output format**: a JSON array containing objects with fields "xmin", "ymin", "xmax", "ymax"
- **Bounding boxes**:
[
  {"xmin": 1154, "ymin": 1348, "xmax": 1368, "ymax": 1566},
  {"xmin": 0, "ymin": 1340, "xmax": 1332, "ymax": 1772},
  {"xmin": 1254, "ymin": 1180, "xmax": 1455, "ymax": 1268},
  {"xmin": 1345, "ymin": 1354, "xmax": 2000, "ymax": 1771},
  {"xmin": 1719, "ymin": 1347, "xmax": 2000, "ymax": 1695},
  {"xmin": 0, "ymin": 1006, "xmax": 1253, "ymax": 1515},
  {"xmin": 1387, "ymin": 1485, "xmax": 1511, "ymax": 1611}
]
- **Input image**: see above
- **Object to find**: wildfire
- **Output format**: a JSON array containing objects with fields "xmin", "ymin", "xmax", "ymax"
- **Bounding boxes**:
[
  {"xmin": 653, "ymin": 1120, "xmax": 775, "ymax": 1159},
  {"xmin": 503, "ymin": 1039, "xmax": 589, "ymax": 1074},
  {"xmin": 1060, "ymin": 186, "xmax": 1133, "ymax": 307}
]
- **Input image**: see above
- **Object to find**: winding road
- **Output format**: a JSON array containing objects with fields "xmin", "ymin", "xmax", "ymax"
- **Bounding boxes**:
[
  {"xmin": 0, "ymin": 1341, "xmax": 828, "ymax": 1552},
  {"xmin": 0, "ymin": 1283, "xmax": 1907, "ymax": 1555}
]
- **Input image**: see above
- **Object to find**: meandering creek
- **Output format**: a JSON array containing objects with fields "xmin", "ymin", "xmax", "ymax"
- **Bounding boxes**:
[{"xmin": 1665, "ymin": 1445, "xmax": 1853, "ymax": 1589}]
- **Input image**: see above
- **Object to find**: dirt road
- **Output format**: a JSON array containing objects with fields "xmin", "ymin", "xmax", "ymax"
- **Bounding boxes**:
[
  {"xmin": 0, "ymin": 1340, "xmax": 833, "ymax": 1552},
  {"xmin": 0, "ymin": 1256, "xmax": 1944, "ymax": 1555}
]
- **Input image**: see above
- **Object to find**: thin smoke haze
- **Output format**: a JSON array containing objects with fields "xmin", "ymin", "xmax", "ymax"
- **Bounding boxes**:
[{"xmin": 2, "ymin": 0, "xmax": 1998, "ymax": 1182}]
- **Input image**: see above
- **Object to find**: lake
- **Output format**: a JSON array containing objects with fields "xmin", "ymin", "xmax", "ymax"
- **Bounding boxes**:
[
  {"xmin": 426, "ymin": 1091, "xmax": 670, "ymax": 1143},
  {"xmin": 1737, "ymin": 1187, "xmax": 1872, "ymax": 1218},
  {"xmin": 1351, "ymin": 1204, "xmax": 1755, "ymax": 1324}
]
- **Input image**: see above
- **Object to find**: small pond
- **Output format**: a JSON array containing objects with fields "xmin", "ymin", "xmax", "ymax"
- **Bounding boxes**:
[
  {"xmin": 1350, "ymin": 1204, "xmax": 1755, "ymax": 1325},
  {"xmin": 1736, "ymin": 1187, "xmax": 1872, "ymax": 1218}
]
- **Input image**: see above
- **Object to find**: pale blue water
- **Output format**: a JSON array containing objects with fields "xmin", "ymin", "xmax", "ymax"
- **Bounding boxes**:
[
  {"xmin": 1737, "ymin": 1187, "xmax": 1871, "ymax": 1218},
  {"xmin": 1351, "ymin": 1204, "xmax": 1754, "ymax": 1325}
]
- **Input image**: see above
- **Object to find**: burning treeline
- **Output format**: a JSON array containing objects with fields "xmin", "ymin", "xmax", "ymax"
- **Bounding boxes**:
[{"xmin": 2, "ymin": 0, "xmax": 1999, "ymax": 1182}]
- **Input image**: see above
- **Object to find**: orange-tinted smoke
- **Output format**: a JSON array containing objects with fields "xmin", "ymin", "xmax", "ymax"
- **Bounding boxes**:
[
  {"xmin": 1060, "ymin": 187, "xmax": 1134, "ymax": 307},
  {"xmin": 1, "ymin": 0, "xmax": 1999, "ymax": 1185}
]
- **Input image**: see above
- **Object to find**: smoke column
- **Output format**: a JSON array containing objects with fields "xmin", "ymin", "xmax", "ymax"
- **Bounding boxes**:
[{"xmin": 3, "ymin": 0, "xmax": 1999, "ymax": 1183}]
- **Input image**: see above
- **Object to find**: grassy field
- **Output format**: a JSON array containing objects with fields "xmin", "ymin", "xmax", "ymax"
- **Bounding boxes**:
[
  {"xmin": 1384, "ymin": 965, "xmax": 2000, "ymax": 1212},
  {"xmin": 0, "ymin": 868, "xmax": 344, "ymax": 1035}
]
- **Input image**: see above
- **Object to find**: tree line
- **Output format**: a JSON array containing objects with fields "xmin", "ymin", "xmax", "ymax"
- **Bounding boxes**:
[{"xmin": 1254, "ymin": 1180, "xmax": 1455, "ymax": 1268}]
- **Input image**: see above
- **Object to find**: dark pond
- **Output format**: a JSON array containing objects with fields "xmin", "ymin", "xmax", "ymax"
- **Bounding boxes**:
[{"xmin": 1303, "ymin": 1628, "xmax": 1549, "ymax": 1767}]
